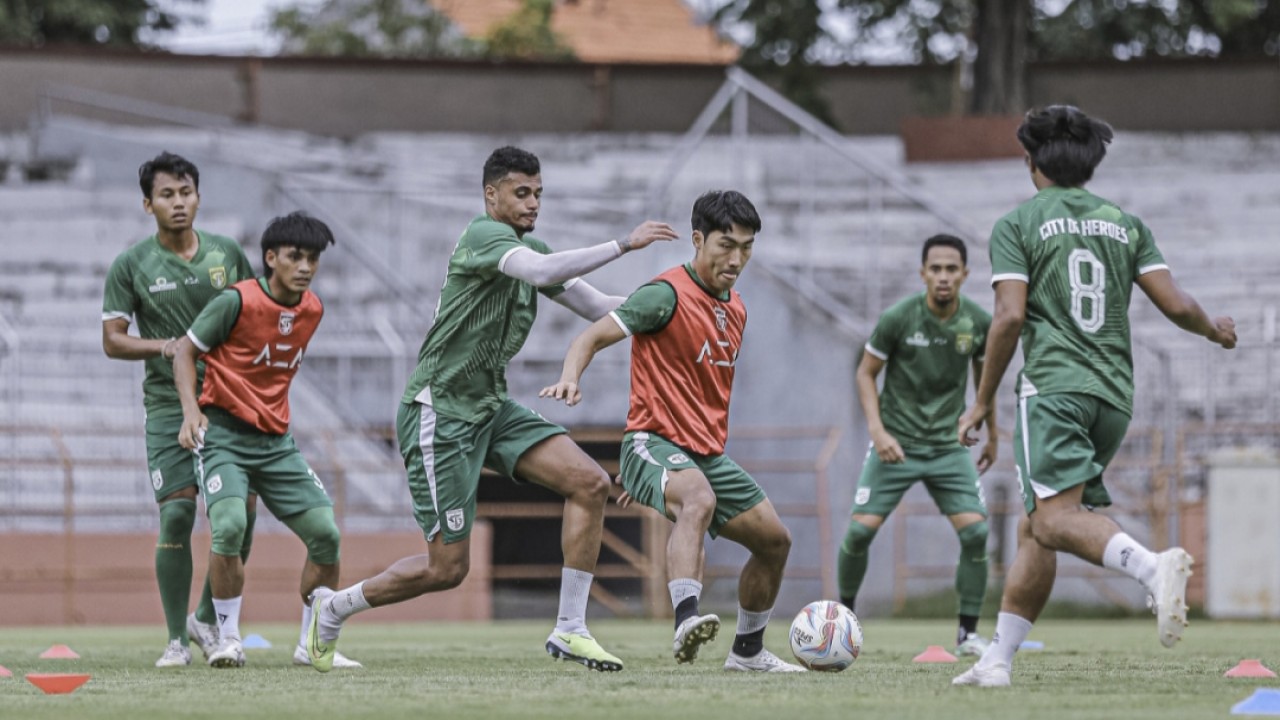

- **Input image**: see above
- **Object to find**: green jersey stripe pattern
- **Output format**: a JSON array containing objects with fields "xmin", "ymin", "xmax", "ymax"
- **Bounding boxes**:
[
  {"xmin": 102, "ymin": 231, "xmax": 254, "ymax": 420},
  {"xmin": 989, "ymin": 186, "xmax": 1166, "ymax": 416}
]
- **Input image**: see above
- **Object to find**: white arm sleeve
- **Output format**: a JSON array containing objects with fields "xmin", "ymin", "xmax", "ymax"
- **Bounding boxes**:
[
  {"xmin": 550, "ymin": 279, "xmax": 624, "ymax": 321},
  {"xmin": 499, "ymin": 241, "xmax": 623, "ymax": 287}
]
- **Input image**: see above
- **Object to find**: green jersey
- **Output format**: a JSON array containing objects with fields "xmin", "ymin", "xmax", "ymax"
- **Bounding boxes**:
[
  {"xmin": 989, "ymin": 186, "xmax": 1167, "ymax": 416},
  {"xmin": 102, "ymin": 231, "xmax": 254, "ymax": 420},
  {"xmin": 402, "ymin": 215, "xmax": 568, "ymax": 423},
  {"xmin": 865, "ymin": 292, "xmax": 990, "ymax": 448}
]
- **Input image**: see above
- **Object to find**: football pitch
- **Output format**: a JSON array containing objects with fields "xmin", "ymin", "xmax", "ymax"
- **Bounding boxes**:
[{"xmin": 1, "ymin": 619, "xmax": 1276, "ymax": 719}]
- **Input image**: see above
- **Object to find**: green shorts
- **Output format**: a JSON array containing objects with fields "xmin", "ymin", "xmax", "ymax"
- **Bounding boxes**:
[
  {"xmin": 618, "ymin": 431, "xmax": 767, "ymax": 539},
  {"xmin": 194, "ymin": 407, "xmax": 332, "ymax": 519},
  {"xmin": 399, "ymin": 398, "xmax": 566, "ymax": 544},
  {"xmin": 852, "ymin": 443, "xmax": 987, "ymax": 518},
  {"xmin": 145, "ymin": 412, "xmax": 199, "ymax": 502},
  {"xmin": 1013, "ymin": 392, "xmax": 1130, "ymax": 514}
]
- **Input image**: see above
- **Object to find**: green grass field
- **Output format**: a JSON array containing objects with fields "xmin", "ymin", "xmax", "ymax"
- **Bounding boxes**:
[{"xmin": 1, "ymin": 619, "xmax": 1277, "ymax": 719}]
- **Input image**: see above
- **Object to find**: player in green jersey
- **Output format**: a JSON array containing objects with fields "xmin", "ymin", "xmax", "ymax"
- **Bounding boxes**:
[
  {"xmin": 305, "ymin": 146, "xmax": 678, "ymax": 674},
  {"xmin": 102, "ymin": 152, "xmax": 259, "ymax": 667},
  {"xmin": 952, "ymin": 106, "xmax": 1236, "ymax": 688},
  {"xmin": 837, "ymin": 234, "xmax": 996, "ymax": 657}
]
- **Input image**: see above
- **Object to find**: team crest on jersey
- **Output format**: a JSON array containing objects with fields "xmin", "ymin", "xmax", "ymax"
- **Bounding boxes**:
[
  {"xmin": 445, "ymin": 508, "xmax": 465, "ymax": 532},
  {"xmin": 955, "ymin": 333, "xmax": 973, "ymax": 354},
  {"xmin": 209, "ymin": 266, "xmax": 227, "ymax": 289},
  {"xmin": 712, "ymin": 306, "xmax": 728, "ymax": 333},
  {"xmin": 278, "ymin": 311, "xmax": 295, "ymax": 336}
]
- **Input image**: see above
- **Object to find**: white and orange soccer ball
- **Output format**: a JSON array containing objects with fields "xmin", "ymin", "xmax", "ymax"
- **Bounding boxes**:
[{"xmin": 789, "ymin": 600, "xmax": 863, "ymax": 672}]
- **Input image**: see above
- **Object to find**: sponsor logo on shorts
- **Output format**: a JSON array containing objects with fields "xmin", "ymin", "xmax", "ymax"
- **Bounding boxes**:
[
  {"xmin": 667, "ymin": 453, "xmax": 690, "ymax": 465},
  {"xmin": 151, "ymin": 469, "xmax": 164, "ymax": 491},
  {"xmin": 855, "ymin": 487, "xmax": 871, "ymax": 505},
  {"xmin": 445, "ymin": 508, "xmax": 465, "ymax": 532},
  {"xmin": 278, "ymin": 311, "xmax": 295, "ymax": 336},
  {"xmin": 209, "ymin": 266, "xmax": 227, "ymax": 289},
  {"xmin": 207, "ymin": 474, "xmax": 223, "ymax": 494}
]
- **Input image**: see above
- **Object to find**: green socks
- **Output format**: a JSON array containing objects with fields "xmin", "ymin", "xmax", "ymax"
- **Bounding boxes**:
[
  {"xmin": 836, "ymin": 519, "xmax": 878, "ymax": 609},
  {"xmin": 955, "ymin": 521, "xmax": 990, "ymax": 617},
  {"xmin": 156, "ymin": 499, "xmax": 197, "ymax": 643}
]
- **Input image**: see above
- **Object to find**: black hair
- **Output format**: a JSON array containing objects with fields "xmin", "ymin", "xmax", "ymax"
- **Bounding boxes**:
[
  {"xmin": 260, "ymin": 211, "xmax": 336, "ymax": 278},
  {"xmin": 691, "ymin": 190, "xmax": 761, "ymax": 237},
  {"xmin": 1016, "ymin": 105, "xmax": 1114, "ymax": 188},
  {"xmin": 922, "ymin": 234, "xmax": 967, "ymax": 266},
  {"xmin": 138, "ymin": 151, "xmax": 199, "ymax": 199},
  {"xmin": 483, "ymin": 146, "xmax": 540, "ymax": 187}
]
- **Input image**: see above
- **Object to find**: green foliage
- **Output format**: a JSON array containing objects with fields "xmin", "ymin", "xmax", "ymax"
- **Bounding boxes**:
[
  {"xmin": 484, "ymin": 0, "xmax": 575, "ymax": 61},
  {"xmin": 0, "ymin": 0, "xmax": 191, "ymax": 47},
  {"xmin": 1033, "ymin": 0, "xmax": 1279, "ymax": 61},
  {"xmin": 269, "ymin": 0, "xmax": 483, "ymax": 58}
]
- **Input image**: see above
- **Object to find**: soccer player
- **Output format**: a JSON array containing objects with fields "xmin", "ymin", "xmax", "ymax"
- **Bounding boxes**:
[
  {"xmin": 952, "ymin": 106, "xmax": 1236, "ymax": 688},
  {"xmin": 102, "ymin": 152, "xmax": 259, "ymax": 667},
  {"xmin": 173, "ymin": 211, "xmax": 352, "ymax": 669},
  {"xmin": 541, "ymin": 190, "xmax": 805, "ymax": 673},
  {"xmin": 837, "ymin": 233, "xmax": 996, "ymax": 657},
  {"xmin": 305, "ymin": 146, "xmax": 678, "ymax": 673}
]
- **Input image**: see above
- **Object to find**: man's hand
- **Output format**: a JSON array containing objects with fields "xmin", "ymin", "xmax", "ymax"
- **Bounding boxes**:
[
  {"xmin": 178, "ymin": 412, "xmax": 208, "ymax": 450},
  {"xmin": 611, "ymin": 475, "xmax": 634, "ymax": 508},
  {"xmin": 1209, "ymin": 316, "xmax": 1237, "ymax": 349},
  {"xmin": 957, "ymin": 402, "xmax": 988, "ymax": 448},
  {"xmin": 977, "ymin": 440, "xmax": 998, "ymax": 475},
  {"xmin": 871, "ymin": 429, "xmax": 905, "ymax": 464},
  {"xmin": 538, "ymin": 380, "xmax": 581, "ymax": 407},
  {"xmin": 618, "ymin": 221, "xmax": 678, "ymax": 253}
]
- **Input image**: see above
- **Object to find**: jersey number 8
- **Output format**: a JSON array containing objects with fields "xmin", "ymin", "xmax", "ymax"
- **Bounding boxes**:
[{"xmin": 1068, "ymin": 248, "xmax": 1105, "ymax": 334}]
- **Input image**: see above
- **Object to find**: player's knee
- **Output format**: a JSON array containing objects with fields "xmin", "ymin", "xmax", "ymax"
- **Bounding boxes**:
[
  {"xmin": 840, "ymin": 519, "xmax": 879, "ymax": 556},
  {"xmin": 755, "ymin": 522, "xmax": 792, "ymax": 565},
  {"xmin": 157, "ymin": 497, "xmax": 197, "ymax": 544},
  {"xmin": 208, "ymin": 497, "xmax": 248, "ymax": 556},
  {"xmin": 572, "ymin": 464, "xmax": 610, "ymax": 504},
  {"xmin": 288, "ymin": 507, "xmax": 342, "ymax": 565},
  {"xmin": 957, "ymin": 520, "xmax": 989, "ymax": 549},
  {"xmin": 434, "ymin": 554, "xmax": 470, "ymax": 589},
  {"xmin": 676, "ymin": 485, "xmax": 717, "ymax": 528}
]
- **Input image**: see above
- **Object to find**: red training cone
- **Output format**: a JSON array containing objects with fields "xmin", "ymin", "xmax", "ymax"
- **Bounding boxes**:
[
  {"xmin": 1225, "ymin": 659, "xmax": 1278, "ymax": 678},
  {"xmin": 26, "ymin": 673, "xmax": 90, "ymax": 695},
  {"xmin": 0, "ymin": 665, "xmax": 12, "ymax": 677},
  {"xmin": 39, "ymin": 645, "xmax": 80, "ymax": 659},
  {"xmin": 913, "ymin": 645, "xmax": 958, "ymax": 663}
]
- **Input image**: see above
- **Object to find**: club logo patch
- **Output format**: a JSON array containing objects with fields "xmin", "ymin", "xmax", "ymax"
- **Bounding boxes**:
[
  {"xmin": 445, "ymin": 508, "xmax": 465, "ymax": 532},
  {"xmin": 955, "ymin": 333, "xmax": 973, "ymax": 354},
  {"xmin": 209, "ymin": 266, "xmax": 227, "ymax": 289},
  {"xmin": 151, "ymin": 469, "xmax": 164, "ymax": 491},
  {"xmin": 667, "ymin": 453, "xmax": 690, "ymax": 465},
  {"xmin": 278, "ymin": 311, "xmax": 295, "ymax": 336},
  {"xmin": 713, "ymin": 306, "xmax": 727, "ymax": 333},
  {"xmin": 855, "ymin": 487, "xmax": 871, "ymax": 505},
  {"xmin": 207, "ymin": 474, "xmax": 223, "ymax": 494}
]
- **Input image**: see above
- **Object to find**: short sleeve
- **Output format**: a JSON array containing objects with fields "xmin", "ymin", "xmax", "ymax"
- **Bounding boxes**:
[
  {"xmin": 455, "ymin": 220, "xmax": 528, "ymax": 279},
  {"xmin": 102, "ymin": 252, "xmax": 137, "ymax": 322},
  {"xmin": 989, "ymin": 215, "xmax": 1029, "ymax": 285},
  {"xmin": 864, "ymin": 309, "xmax": 900, "ymax": 361},
  {"xmin": 1131, "ymin": 218, "xmax": 1168, "ymax": 279},
  {"xmin": 609, "ymin": 282, "xmax": 677, "ymax": 336},
  {"xmin": 187, "ymin": 289, "xmax": 243, "ymax": 352}
]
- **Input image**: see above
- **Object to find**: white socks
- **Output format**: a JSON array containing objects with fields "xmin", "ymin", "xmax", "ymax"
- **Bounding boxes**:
[
  {"xmin": 329, "ymin": 581, "xmax": 372, "ymax": 621},
  {"xmin": 299, "ymin": 604, "xmax": 312, "ymax": 649},
  {"xmin": 555, "ymin": 568, "xmax": 594, "ymax": 635},
  {"xmin": 1102, "ymin": 532, "xmax": 1159, "ymax": 588},
  {"xmin": 668, "ymin": 578, "xmax": 702, "ymax": 609},
  {"xmin": 211, "ymin": 596, "xmax": 242, "ymax": 641},
  {"xmin": 977, "ymin": 612, "xmax": 1033, "ymax": 669},
  {"xmin": 736, "ymin": 607, "xmax": 772, "ymax": 635}
]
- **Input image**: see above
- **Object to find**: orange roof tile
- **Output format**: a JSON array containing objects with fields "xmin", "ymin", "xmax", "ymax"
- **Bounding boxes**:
[{"xmin": 436, "ymin": 0, "xmax": 739, "ymax": 65}]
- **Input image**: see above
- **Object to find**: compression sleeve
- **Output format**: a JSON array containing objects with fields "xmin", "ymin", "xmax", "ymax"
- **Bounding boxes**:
[
  {"xmin": 550, "ymin": 278, "xmax": 624, "ymax": 321},
  {"xmin": 498, "ymin": 241, "xmax": 624, "ymax": 287}
]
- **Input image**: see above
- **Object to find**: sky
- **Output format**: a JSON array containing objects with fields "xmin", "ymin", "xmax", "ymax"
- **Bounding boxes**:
[{"xmin": 156, "ymin": 0, "xmax": 295, "ymax": 55}]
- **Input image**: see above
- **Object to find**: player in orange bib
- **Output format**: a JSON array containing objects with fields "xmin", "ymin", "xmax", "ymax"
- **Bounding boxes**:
[
  {"xmin": 172, "ymin": 212, "xmax": 358, "ymax": 669},
  {"xmin": 542, "ymin": 190, "xmax": 804, "ymax": 672}
]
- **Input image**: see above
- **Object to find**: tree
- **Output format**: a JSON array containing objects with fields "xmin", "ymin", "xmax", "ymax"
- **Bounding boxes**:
[
  {"xmin": 0, "ymin": 0, "xmax": 194, "ymax": 47},
  {"xmin": 484, "ymin": 0, "xmax": 575, "ymax": 61},
  {"xmin": 710, "ymin": 0, "xmax": 1280, "ymax": 118},
  {"xmin": 269, "ymin": 0, "xmax": 482, "ymax": 58}
]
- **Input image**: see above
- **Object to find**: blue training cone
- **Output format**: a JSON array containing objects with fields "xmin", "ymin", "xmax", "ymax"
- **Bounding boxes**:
[
  {"xmin": 1019, "ymin": 640, "xmax": 1045, "ymax": 651},
  {"xmin": 1232, "ymin": 689, "xmax": 1280, "ymax": 716},
  {"xmin": 241, "ymin": 634, "xmax": 272, "ymax": 649}
]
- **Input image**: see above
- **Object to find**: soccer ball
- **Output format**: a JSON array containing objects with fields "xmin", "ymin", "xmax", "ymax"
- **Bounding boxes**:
[{"xmin": 789, "ymin": 600, "xmax": 863, "ymax": 672}]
